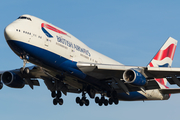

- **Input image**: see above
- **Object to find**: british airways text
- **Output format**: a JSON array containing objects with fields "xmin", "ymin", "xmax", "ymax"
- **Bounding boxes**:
[{"xmin": 56, "ymin": 36, "xmax": 91, "ymax": 56}]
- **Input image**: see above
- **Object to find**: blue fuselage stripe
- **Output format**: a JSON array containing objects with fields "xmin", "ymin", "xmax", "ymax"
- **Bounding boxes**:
[{"xmin": 118, "ymin": 91, "xmax": 147, "ymax": 100}]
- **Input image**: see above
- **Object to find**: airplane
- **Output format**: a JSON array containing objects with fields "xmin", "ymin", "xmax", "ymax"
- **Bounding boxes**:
[{"xmin": 2, "ymin": 14, "xmax": 180, "ymax": 106}]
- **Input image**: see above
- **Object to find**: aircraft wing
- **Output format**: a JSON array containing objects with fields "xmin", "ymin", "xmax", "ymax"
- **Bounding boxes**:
[
  {"xmin": 159, "ymin": 88, "xmax": 180, "ymax": 94},
  {"xmin": 0, "ymin": 65, "xmax": 81, "ymax": 94},
  {"xmin": 77, "ymin": 62, "xmax": 180, "ymax": 87},
  {"xmin": 146, "ymin": 67, "xmax": 180, "ymax": 78},
  {"xmin": 0, "ymin": 66, "xmax": 46, "ymax": 89},
  {"xmin": 77, "ymin": 62, "xmax": 180, "ymax": 79},
  {"xmin": 3, "ymin": 62, "xmax": 180, "ymax": 95},
  {"xmin": 77, "ymin": 62, "xmax": 136, "ymax": 79}
]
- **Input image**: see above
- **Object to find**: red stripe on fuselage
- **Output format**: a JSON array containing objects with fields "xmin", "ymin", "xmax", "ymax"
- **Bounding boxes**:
[{"xmin": 41, "ymin": 23, "xmax": 67, "ymax": 35}]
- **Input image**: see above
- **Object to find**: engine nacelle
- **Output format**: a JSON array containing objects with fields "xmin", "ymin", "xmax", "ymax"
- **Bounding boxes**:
[
  {"xmin": 1, "ymin": 71, "xmax": 25, "ymax": 88},
  {"xmin": 123, "ymin": 69, "xmax": 147, "ymax": 86}
]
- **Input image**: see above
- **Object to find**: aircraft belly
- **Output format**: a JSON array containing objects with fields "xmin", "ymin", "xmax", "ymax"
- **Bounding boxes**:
[
  {"xmin": 118, "ymin": 89, "xmax": 164, "ymax": 101},
  {"xmin": 144, "ymin": 89, "xmax": 164, "ymax": 100},
  {"xmin": 118, "ymin": 91, "xmax": 147, "ymax": 101}
]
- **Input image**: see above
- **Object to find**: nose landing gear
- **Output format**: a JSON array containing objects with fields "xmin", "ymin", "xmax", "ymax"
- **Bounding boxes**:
[{"xmin": 20, "ymin": 55, "xmax": 30, "ymax": 72}]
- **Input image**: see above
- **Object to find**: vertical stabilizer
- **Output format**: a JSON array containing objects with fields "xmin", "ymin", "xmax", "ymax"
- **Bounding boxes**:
[
  {"xmin": 147, "ymin": 37, "xmax": 178, "ymax": 85},
  {"xmin": 148, "ymin": 37, "xmax": 177, "ymax": 67}
]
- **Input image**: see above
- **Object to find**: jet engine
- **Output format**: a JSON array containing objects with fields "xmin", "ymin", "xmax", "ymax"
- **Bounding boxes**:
[
  {"xmin": 1, "ymin": 71, "xmax": 25, "ymax": 88},
  {"xmin": 123, "ymin": 69, "xmax": 147, "ymax": 86}
]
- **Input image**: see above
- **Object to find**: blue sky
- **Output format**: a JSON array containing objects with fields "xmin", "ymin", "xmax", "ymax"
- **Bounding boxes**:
[{"xmin": 0, "ymin": 0, "xmax": 180, "ymax": 120}]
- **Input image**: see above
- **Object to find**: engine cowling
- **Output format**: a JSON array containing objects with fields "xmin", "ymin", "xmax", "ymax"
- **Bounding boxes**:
[
  {"xmin": 1, "ymin": 71, "xmax": 25, "ymax": 88},
  {"xmin": 123, "ymin": 69, "xmax": 147, "ymax": 86}
]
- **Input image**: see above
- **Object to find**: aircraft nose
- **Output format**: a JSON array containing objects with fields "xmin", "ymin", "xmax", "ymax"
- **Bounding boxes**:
[{"xmin": 4, "ymin": 24, "xmax": 15, "ymax": 40}]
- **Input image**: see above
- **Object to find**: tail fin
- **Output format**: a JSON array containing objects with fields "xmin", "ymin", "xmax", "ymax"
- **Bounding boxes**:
[
  {"xmin": 148, "ymin": 37, "xmax": 177, "ymax": 68},
  {"xmin": 147, "ymin": 37, "xmax": 178, "ymax": 85}
]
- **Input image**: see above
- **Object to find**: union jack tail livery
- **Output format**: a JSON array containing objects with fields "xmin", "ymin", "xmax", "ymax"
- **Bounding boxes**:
[{"xmin": 148, "ymin": 37, "xmax": 178, "ymax": 85}]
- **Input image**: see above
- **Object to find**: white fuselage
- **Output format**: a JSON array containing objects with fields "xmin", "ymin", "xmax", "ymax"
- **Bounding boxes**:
[
  {"xmin": 5, "ymin": 15, "xmax": 121, "ymax": 65},
  {"xmin": 4, "ymin": 14, "xmax": 170, "ymax": 101}
]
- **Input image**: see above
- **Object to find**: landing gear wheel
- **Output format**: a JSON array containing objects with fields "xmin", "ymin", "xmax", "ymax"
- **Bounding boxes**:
[
  {"xmin": 76, "ymin": 97, "xmax": 80, "ymax": 104},
  {"xmin": 57, "ymin": 91, "xmax": 62, "ymax": 98},
  {"xmin": 101, "ymin": 96, "xmax": 105, "ymax": 103},
  {"xmin": 85, "ymin": 99, "xmax": 90, "ymax": 106},
  {"xmin": 79, "ymin": 100, "xmax": 83, "ymax": 106},
  {"xmin": 114, "ymin": 98, "xmax": 119, "ymax": 105},
  {"xmin": 109, "ymin": 98, "xmax": 113, "ymax": 105},
  {"xmin": 59, "ymin": 98, "xmax": 63, "ymax": 105},
  {"xmin": 95, "ymin": 97, "xmax": 99, "ymax": 103},
  {"xmin": 98, "ymin": 100, "xmax": 103, "ymax": 106},
  {"xmin": 53, "ymin": 98, "xmax": 58, "ymax": 105},
  {"xmin": 51, "ymin": 91, "xmax": 56, "ymax": 98},
  {"xmin": 104, "ymin": 99, "xmax": 108, "ymax": 106}
]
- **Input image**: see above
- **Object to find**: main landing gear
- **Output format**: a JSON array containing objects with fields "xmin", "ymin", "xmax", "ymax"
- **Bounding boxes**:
[
  {"xmin": 76, "ymin": 91, "xmax": 90, "ymax": 106},
  {"xmin": 50, "ymin": 75, "xmax": 66, "ymax": 106},
  {"xmin": 95, "ymin": 96, "xmax": 108, "ymax": 106},
  {"xmin": 52, "ymin": 91, "xmax": 63, "ymax": 105},
  {"xmin": 95, "ymin": 96, "xmax": 119, "ymax": 106},
  {"xmin": 95, "ymin": 91, "xmax": 119, "ymax": 106},
  {"xmin": 75, "ymin": 90, "xmax": 119, "ymax": 106}
]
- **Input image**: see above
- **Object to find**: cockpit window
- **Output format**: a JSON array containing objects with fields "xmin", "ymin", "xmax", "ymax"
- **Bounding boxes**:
[{"xmin": 17, "ymin": 16, "xmax": 32, "ymax": 21}]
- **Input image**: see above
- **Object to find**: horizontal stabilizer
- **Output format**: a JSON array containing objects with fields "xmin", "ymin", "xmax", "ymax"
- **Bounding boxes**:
[{"xmin": 159, "ymin": 88, "xmax": 180, "ymax": 94}]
